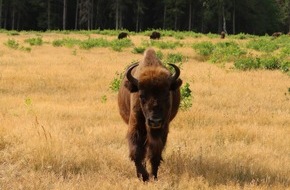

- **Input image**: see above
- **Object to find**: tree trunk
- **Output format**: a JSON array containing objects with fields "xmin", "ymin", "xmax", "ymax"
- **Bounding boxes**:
[
  {"xmin": 87, "ymin": 0, "xmax": 90, "ymax": 30},
  {"xmin": 0, "ymin": 0, "xmax": 2, "ymax": 28},
  {"xmin": 17, "ymin": 11, "xmax": 20, "ymax": 30},
  {"xmin": 12, "ymin": 5, "xmax": 15, "ymax": 30},
  {"xmin": 91, "ymin": 0, "xmax": 94, "ymax": 29},
  {"xmin": 119, "ymin": 8, "xmax": 123, "ymax": 29},
  {"xmin": 222, "ymin": 2, "xmax": 227, "ymax": 33},
  {"xmin": 63, "ymin": 0, "xmax": 67, "ymax": 30},
  {"xmin": 3, "ymin": 5, "xmax": 7, "ymax": 29},
  {"xmin": 115, "ymin": 0, "xmax": 119, "ymax": 29},
  {"xmin": 163, "ymin": 4, "xmax": 167, "ymax": 29},
  {"xmin": 174, "ymin": 0, "xmax": 178, "ymax": 30},
  {"xmin": 232, "ymin": 0, "xmax": 235, "ymax": 34},
  {"xmin": 136, "ymin": 0, "xmax": 140, "ymax": 32},
  {"xmin": 188, "ymin": 0, "xmax": 192, "ymax": 31},
  {"xmin": 75, "ymin": 0, "xmax": 79, "ymax": 29},
  {"xmin": 48, "ymin": 0, "xmax": 51, "ymax": 30}
]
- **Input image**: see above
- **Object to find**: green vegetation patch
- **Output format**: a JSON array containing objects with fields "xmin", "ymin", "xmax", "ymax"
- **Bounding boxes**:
[
  {"xmin": 151, "ymin": 40, "xmax": 183, "ymax": 49},
  {"xmin": 4, "ymin": 39, "xmax": 19, "ymax": 49},
  {"xmin": 79, "ymin": 38, "xmax": 110, "ymax": 49},
  {"xmin": 24, "ymin": 37, "xmax": 43, "ymax": 46},
  {"xmin": 234, "ymin": 55, "xmax": 289, "ymax": 74},
  {"xmin": 211, "ymin": 41, "xmax": 246, "ymax": 63},
  {"xmin": 52, "ymin": 38, "xmax": 82, "ymax": 47},
  {"xmin": 246, "ymin": 38, "xmax": 279, "ymax": 52},
  {"xmin": 192, "ymin": 41, "xmax": 215, "ymax": 56},
  {"xmin": 193, "ymin": 41, "xmax": 245, "ymax": 63}
]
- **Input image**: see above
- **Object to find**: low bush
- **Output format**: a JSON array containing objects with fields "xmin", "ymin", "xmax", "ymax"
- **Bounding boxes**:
[
  {"xmin": 258, "ymin": 56, "xmax": 280, "ymax": 70},
  {"xmin": 192, "ymin": 41, "xmax": 215, "ymax": 56},
  {"xmin": 79, "ymin": 38, "xmax": 110, "ymax": 49},
  {"xmin": 109, "ymin": 72, "xmax": 123, "ymax": 92},
  {"xmin": 4, "ymin": 39, "xmax": 19, "ymax": 49},
  {"xmin": 180, "ymin": 82, "xmax": 192, "ymax": 111},
  {"xmin": 24, "ymin": 37, "xmax": 43, "ymax": 46},
  {"xmin": 234, "ymin": 57, "xmax": 260, "ymax": 70},
  {"xmin": 52, "ymin": 38, "xmax": 81, "ymax": 47},
  {"xmin": 246, "ymin": 38, "xmax": 279, "ymax": 52},
  {"xmin": 132, "ymin": 46, "xmax": 146, "ymax": 54},
  {"xmin": 110, "ymin": 38, "xmax": 133, "ymax": 52},
  {"xmin": 210, "ymin": 41, "xmax": 246, "ymax": 63},
  {"xmin": 151, "ymin": 40, "xmax": 183, "ymax": 49},
  {"xmin": 166, "ymin": 52, "xmax": 185, "ymax": 64}
]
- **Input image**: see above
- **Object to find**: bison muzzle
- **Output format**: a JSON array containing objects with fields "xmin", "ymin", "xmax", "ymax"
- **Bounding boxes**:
[{"xmin": 118, "ymin": 48, "xmax": 182, "ymax": 181}]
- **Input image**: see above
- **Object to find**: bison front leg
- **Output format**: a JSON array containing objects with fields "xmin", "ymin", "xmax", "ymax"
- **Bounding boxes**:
[
  {"xmin": 148, "ymin": 131, "xmax": 168, "ymax": 180},
  {"xmin": 127, "ymin": 130, "xmax": 149, "ymax": 181}
]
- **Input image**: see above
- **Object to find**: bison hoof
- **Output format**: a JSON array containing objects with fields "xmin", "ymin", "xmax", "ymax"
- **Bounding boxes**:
[{"xmin": 138, "ymin": 172, "xmax": 149, "ymax": 182}]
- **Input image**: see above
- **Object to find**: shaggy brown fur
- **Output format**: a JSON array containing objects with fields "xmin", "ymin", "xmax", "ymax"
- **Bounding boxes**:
[
  {"xmin": 221, "ymin": 31, "xmax": 226, "ymax": 39},
  {"xmin": 118, "ymin": 32, "xmax": 129, "ymax": 39},
  {"xmin": 272, "ymin": 32, "xmax": 282, "ymax": 38},
  {"xmin": 150, "ymin": 31, "xmax": 161, "ymax": 40},
  {"xmin": 118, "ymin": 48, "xmax": 182, "ymax": 181}
]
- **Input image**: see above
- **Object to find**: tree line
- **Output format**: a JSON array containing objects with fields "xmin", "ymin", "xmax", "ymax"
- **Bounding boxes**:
[{"xmin": 0, "ymin": 0, "xmax": 289, "ymax": 35}]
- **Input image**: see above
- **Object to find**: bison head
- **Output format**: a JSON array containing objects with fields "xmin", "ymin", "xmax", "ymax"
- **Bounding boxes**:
[{"xmin": 125, "ymin": 63, "xmax": 182, "ymax": 129}]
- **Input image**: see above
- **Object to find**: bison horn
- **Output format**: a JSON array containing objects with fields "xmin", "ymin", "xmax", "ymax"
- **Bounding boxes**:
[
  {"xmin": 168, "ymin": 63, "xmax": 180, "ymax": 81},
  {"xmin": 126, "ymin": 62, "xmax": 139, "ymax": 86}
]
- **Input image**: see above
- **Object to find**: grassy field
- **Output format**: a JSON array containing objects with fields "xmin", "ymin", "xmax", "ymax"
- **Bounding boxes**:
[{"xmin": 0, "ymin": 31, "xmax": 290, "ymax": 189}]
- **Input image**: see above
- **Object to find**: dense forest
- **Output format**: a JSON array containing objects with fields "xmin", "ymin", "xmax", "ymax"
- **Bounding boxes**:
[{"xmin": 0, "ymin": 0, "xmax": 289, "ymax": 35}]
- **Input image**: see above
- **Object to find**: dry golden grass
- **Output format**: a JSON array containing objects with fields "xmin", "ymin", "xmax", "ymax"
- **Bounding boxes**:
[{"xmin": 0, "ymin": 32, "xmax": 289, "ymax": 189}]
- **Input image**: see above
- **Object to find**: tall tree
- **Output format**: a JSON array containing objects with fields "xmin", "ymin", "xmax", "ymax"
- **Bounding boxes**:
[
  {"xmin": 47, "ymin": 0, "xmax": 51, "ymax": 30},
  {"xmin": 135, "ymin": 0, "xmax": 145, "ymax": 31},
  {"xmin": 63, "ymin": 0, "xmax": 67, "ymax": 30},
  {"xmin": 0, "ymin": 0, "xmax": 2, "ymax": 29}
]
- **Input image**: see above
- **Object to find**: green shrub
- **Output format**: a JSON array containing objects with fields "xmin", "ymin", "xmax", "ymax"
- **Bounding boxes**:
[
  {"xmin": 280, "ymin": 60, "xmax": 290, "ymax": 73},
  {"xmin": 151, "ymin": 40, "xmax": 183, "ymax": 49},
  {"xmin": 110, "ymin": 38, "xmax": 133, "ymax": 51},
  {"xmin": 180, "ymin": 82, "xmax": 192, "ymax": 111},
  {"xmin": 4, "ymin": 39, "xmax": 19, "ymax": 49},
  {"xmin": 192, "ymin": 41, "xmax": 215, "ymax": 56},
  {"xmin": 166, "ymin": 52, "xmax": 185, "ymax": 64},
  {"xmin": 258, "ymin": 56, "xmax": 280, "ymax": 70},
  {"xmin": 52, "ymin": 38, "xmax": 81, "ymax": 47},
  {"xmin": 246, "ymin": 38, "xmax": 279, "ymax": 52},
  {"xmin": 52, "ymin": 39, "xmax": 63, "ymax": 47},
  {"xmin": 210, "ymin": 41, "xmax": 246, "ymax": 63},
  {"xmin": 156, "ymin": 50, "xmax": 164, "ymax": 60},
  {"xmin": 234, "ymin": 57, "xmax": 260, "ymax": 70},
  {"xmin": 132, "ymin": 46, "xmax": 146, "ymax": 54},
  {"xmin": 7, "ymin": 31, "xmax": 20, "ymax": 36},
  {"xmin": 110, "ymin": 72, "xmax": 124, "ymax": 92},
  {"xmin": 80, "ymin": 38, "xmax": 110, "ymax": 49},
  {"xmin": 174, "ymin": 33, "xmax": 185, "ymax": 40},
  {"xmin": 24, "ymin": 37, "xmax": 43, "ymax": 46}
]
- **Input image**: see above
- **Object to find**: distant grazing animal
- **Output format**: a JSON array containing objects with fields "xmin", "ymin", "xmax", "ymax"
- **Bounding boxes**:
[
  {"xmin": 118, "ymin": 32, "xmax": 129, "ymax": 39},
  {"xmin": 272, "ymin": 32, "xmax": 282, "ymax": 38},
  {"xmin": 150, "ymin": 31, "xmax": 161, "ymax": 39},
  {"xmin": 118, "ymin": 48, "xmax": 182, "ymax": 181},
  {"xmin": 287, "ymin": 32, "xmax": 290, "ymax": 36},
  {"xmin": 221, "ymin": 31, "xmax": 226, "ymax": 39}
]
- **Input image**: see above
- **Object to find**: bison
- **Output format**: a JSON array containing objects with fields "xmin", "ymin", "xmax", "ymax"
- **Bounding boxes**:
[
  {"xmin": 118, "ymin": 48, "xmax": 182, "ymax": 181},
  {"xmin": 150, "ymin": 31, "xmax": 161, "ymax": 40},
  {"xmin": 220, "ymin": 31, "xmax": 226, "ymax": 39},
  {"xmin": 272, "ymin": 32, "xmax": 282, "ymax": 38},
  {"xmin": 118, "ymin": 32, "xmax": 129, "ymax": 39}
]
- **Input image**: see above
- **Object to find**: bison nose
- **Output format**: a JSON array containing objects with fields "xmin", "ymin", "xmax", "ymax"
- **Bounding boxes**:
[{"xmin": 148, "ymin": 118, "xmax": 163, "ymax": 128}]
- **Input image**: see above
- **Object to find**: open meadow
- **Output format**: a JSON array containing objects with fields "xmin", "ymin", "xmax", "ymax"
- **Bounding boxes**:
[{"xmin": 0, "ymin": 30, "xmax": 290, "ymax": 189}]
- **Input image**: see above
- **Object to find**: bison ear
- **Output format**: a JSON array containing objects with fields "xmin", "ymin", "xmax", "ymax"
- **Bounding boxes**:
[
  {"xmin": 170, "ymin": 78, "xmax": 182, "ymax": 91},
  {"xmin": 125, "ymin": 81, "xmax": 139, "ymax": 92}
]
